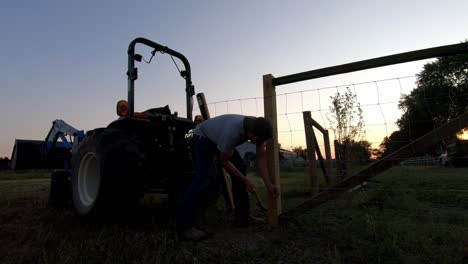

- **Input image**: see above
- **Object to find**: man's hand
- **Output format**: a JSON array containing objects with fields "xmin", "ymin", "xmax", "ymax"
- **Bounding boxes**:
[
  {"xmin": 268, "ymin": 185, "xmax": 279, "ymax": 199},
  {"xmin": 244, "ymin": 179, "xmax": 257, "ymax": 193}
]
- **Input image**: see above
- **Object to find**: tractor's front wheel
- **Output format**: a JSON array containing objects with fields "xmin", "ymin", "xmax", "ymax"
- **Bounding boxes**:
[{"xmin": 71, "ymin": 129, "xmax": 144, "ymax": 219}]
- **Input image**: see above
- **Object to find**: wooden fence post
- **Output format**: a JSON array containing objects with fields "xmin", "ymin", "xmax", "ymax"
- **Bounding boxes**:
[
  {"xmin": 263, "ymin": 74, "xmax": 281, "ymax": 225},
  {"xmin": 334, "ymin": 140, "xmax": 341, "ymax": 180},
  {"xmin": 334, "ymin": 140, "xmax": 348, "ymax": 180},
  {"xmin": 303, "ymin": 111, "xmax": 319, "ymax": 196},
  {"xmin": 323, "ymin": 130, "xmax": 334, "ymax": 185}
]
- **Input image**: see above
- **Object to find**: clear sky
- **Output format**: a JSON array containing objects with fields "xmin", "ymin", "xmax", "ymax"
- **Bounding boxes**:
[{"xmin": 1, "ymin": 0, "xmax": 467, "ymax": 157}]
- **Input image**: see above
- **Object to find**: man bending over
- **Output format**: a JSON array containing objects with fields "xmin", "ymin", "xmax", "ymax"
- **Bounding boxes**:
[{"xmin": 176, "ymin": 114, "xmax": 279, "ymax": 241}]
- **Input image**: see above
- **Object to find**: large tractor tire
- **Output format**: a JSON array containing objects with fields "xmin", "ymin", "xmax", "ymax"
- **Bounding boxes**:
[
  {"xmin": 49, "ymin": 170, "xmax": 72, "ymax": 209},
  {"xmin": 71, "ymin": 129, "xmax": 144, "ymax": 219}
]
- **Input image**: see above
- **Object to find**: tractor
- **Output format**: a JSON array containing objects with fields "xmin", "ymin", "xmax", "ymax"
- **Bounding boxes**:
[{"xmin": 49, "ymin": 38, "xmax": 199, "ymax": 218}]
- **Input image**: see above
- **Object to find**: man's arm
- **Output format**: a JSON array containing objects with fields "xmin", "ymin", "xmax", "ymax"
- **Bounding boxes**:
[
  {"xmin": 220, "ymin": 152, "xmax": 256, "ymax": 192},
  {"xmin": 255, "ymin": 143, "xmax": 279, "ymax": 198}
]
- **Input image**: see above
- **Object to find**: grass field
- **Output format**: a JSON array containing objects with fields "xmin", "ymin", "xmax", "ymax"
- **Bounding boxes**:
[{"xmin": 1, "ymin": 166, "xmax": 468, "ymax": 264}]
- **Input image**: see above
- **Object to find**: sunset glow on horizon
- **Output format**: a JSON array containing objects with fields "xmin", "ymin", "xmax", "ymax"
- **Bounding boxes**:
[{"xmin": 1, "ymin": 1, "xmax": 468, "ymax": 158}]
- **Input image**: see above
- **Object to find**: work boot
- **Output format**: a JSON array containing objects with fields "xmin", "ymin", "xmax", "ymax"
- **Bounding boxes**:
[{"xmin": 179, "ymin": 227, "xmax": 209, "ymax": 242}]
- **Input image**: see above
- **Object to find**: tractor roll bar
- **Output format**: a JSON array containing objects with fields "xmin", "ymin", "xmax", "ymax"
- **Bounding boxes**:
[{"xmin": 127, "ymin": 38, "xmax": 195, "ymax": 120}]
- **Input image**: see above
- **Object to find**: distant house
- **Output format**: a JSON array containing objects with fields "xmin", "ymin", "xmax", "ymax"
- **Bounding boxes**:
[
  {"xmin": 279, "ymin": 148, "xmax": 306, "ymax": 166},
  {"xmin": 10, "ymin": 139, "xmax": 44, "ymax": 170},
  {"xmin": 236, "ymin": 142, "xmax": 257, "ymax": 167},
  {"xmin": 236, "ymin": 142, "xmax": 306, "ymax": 167}
]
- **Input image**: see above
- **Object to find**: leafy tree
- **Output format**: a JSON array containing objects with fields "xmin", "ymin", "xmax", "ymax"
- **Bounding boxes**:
[
  {"xmin": 291, "ymin": 146, "xmax": 307, "ymax": 159},
  {"xmin": 328, "ymin": 87, "xmax": 370, "ymax": 164},
  {"xmin": 348, "ymin": 140, "xmax": 371, "ymax": 164},
  {"xmin": 370, "ymin": 142, "xmax": 386, "ymax": 160},
  {"xmin": 383, "ymin": 52, "xmax": 468, "ymax": 156},
  {"xmin": 328, "ymin": 87, "xmax": 365, "ymax": 143}
]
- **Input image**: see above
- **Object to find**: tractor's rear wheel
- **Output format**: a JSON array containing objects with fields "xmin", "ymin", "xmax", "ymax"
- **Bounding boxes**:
[{"xmin": 71, "ymin": 129, "xmax": 144, "ymax": 219}]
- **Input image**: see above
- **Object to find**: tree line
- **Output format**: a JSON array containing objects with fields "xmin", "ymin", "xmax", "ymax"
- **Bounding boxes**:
[{"xmin": 380, "ymin": 52, "xmax": 468, "ymax": 157}]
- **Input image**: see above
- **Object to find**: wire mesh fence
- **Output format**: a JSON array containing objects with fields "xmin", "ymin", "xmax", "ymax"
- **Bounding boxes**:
[
  {"xmin": 195, "ymin": 75, "xmax": 416, "ymax": 147},
  {"xmin": 192, "ymin": 68, "xmax": 468, "ymax": 217}
]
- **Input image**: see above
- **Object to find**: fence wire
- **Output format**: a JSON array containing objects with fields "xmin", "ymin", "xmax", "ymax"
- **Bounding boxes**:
[
  {"xmin": 194, "ymin": 75, "xmax": 419, "ymax": 151},
  {"xmin": 193, "ymin": 73, "xmax": 467, "ymax": 214}
]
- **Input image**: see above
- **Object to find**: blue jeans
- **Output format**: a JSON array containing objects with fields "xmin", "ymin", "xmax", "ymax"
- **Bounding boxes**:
[
  {"xmin": 176, "ymin": 135, "xmax": 218, "ymax": 232},
  {"xmin": 176, "ymin": 135, "xmax": 250, "ymax": 232}
]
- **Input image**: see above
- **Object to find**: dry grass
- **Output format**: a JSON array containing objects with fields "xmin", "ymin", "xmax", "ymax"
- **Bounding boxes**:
[{"xmin": 1, "ymin": 166, "xmax": 468, "ymax": 263}]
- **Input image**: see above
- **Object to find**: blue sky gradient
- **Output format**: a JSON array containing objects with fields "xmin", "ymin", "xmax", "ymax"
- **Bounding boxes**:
[{"xmin": 1, "ymin": 0, "xmax": 467, "ymax": 157}]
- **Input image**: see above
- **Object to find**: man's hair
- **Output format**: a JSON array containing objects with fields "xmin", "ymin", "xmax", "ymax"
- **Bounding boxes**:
[{"xmin": 252, "ymin": 117, "xmax": 273, "ymax": 142}]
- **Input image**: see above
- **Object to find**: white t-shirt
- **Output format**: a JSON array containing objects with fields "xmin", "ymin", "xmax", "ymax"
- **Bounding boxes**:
[{"xmin": 194, "ymin": 114, "xmax": 253, "ymax": 155}]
